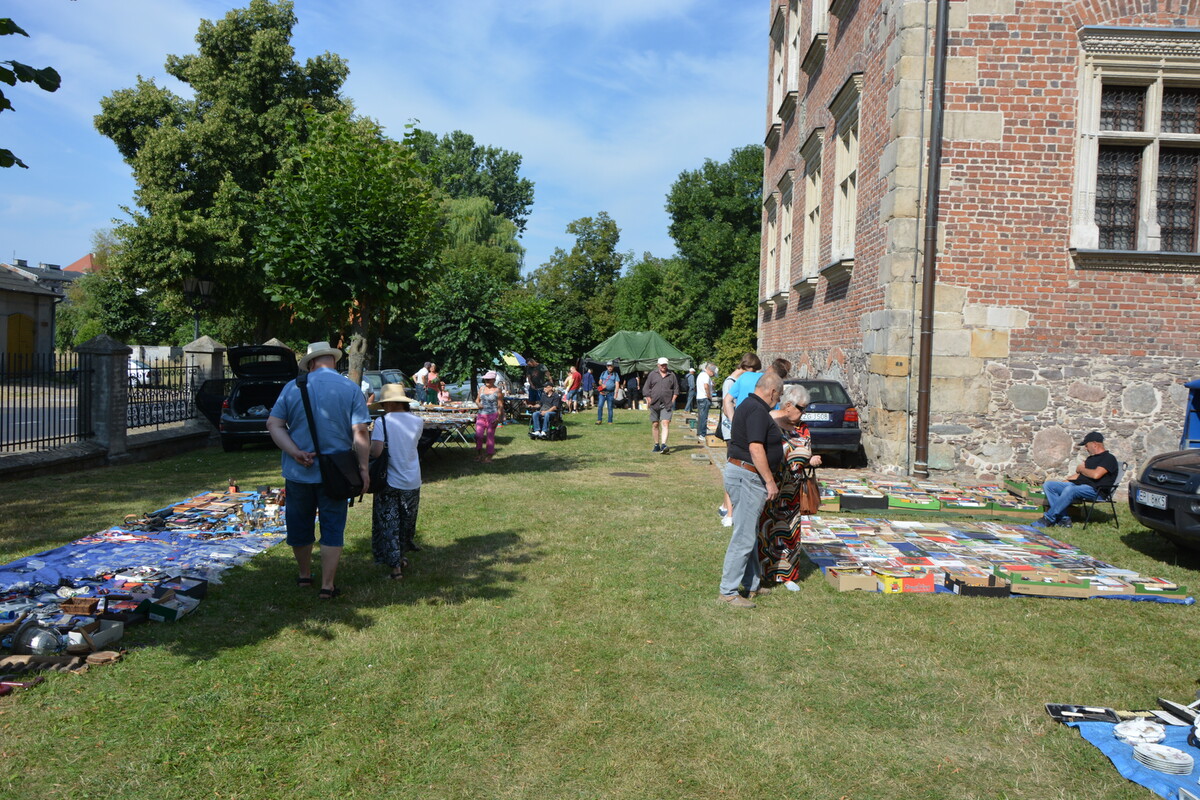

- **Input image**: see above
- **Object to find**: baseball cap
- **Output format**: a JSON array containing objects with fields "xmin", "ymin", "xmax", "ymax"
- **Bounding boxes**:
[
  {"xmin": 657, "ymin": 357, "xmax": 669, "ymax": 365},
  {"xmin": 1077, "ymin": 431, "xmax": 1104, "ymax": 446}
]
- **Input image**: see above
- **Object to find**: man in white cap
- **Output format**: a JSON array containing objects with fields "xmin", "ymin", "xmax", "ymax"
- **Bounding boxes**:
[
  {"xmin": 643, "ymin": 357, "xmax": 679, "ymax": 454},
  {"xmin": 267, "ymin": 341, "xmax": 371, "ymax": 599}
]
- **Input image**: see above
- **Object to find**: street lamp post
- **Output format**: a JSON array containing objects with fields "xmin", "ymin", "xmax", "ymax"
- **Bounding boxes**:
[{"xmin": 182, "ymin": 277, "xmax": 214, "ymax": 340}]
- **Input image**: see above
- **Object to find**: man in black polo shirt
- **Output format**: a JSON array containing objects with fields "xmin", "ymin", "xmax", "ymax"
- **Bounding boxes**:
[
  {"xmin": 1037, "ymin": 430, "xmax": 1119, "ymax": 528},
  {"xmin": 717, "ymin": 372, "xmax": 783, "ymax": 609}
]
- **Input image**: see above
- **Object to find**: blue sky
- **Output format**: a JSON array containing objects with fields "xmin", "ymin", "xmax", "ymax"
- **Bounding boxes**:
[{"xmin": 3, "ymin": 0, "xmax": 765, "ymax": 273}]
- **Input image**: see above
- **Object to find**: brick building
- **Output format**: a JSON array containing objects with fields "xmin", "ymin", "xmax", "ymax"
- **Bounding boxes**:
[{"xmin": 759, "ymin": 0, "xmax": 1200, "ymax": 479}]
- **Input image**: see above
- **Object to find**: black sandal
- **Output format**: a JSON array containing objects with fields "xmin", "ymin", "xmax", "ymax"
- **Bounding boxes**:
[
  {"xmin": 317, "ymin": 586, "xmax": 341, "ymax": 600},
  {"xmin": 296, "ymin": 575, "xmax": 314, "ymax": 587},
  {"xmin": 388, "ymin": 569, "xmax": 404, "ymax": 581}
]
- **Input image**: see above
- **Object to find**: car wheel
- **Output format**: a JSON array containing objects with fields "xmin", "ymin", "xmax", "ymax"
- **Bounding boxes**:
[{"xmin": 221, "ymin": 438, "xmax": 242, "ymax": 453}]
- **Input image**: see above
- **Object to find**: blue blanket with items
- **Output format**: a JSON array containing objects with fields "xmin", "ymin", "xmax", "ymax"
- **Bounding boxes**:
[{"xmin": 1068, "ymin": 720, "xmax": 1199, "ymax": 799}]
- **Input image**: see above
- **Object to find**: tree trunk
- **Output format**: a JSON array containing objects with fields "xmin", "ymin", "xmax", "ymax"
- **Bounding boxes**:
[{"xmin": 346, "ymin": 328, "xmax": 368, "ymax": 388}]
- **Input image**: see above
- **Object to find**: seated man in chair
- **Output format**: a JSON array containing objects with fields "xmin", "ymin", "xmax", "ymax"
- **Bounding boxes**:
[
  {"xmin": 1036, "ymin": 431, "xmax": 1118, "ymax": 528},
  {"xmin": 531, "ymin": 386, "xmax": 564, "ymax": 438}
]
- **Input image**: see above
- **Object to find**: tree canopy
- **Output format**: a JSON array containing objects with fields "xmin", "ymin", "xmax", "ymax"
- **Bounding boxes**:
[
  {"xmin": 410, "ymin": 129, "xmax": 535, "ymax": 233},
  {"xmin": 254, "ymin": 111, "xmax": 443, "ymax": 382},
  {"xmin": 94, "ymin": 0, "xmax": 349, "ymax": 341}
]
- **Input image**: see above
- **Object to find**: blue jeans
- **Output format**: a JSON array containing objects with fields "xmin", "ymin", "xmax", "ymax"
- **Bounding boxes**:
[
  {"xmin": 414, "ymin": 385, "xmax": 427, "ymax": 404},
  {"xmin": 528, "ymin": 387, "xmax": 542, "ymax": 405},
  {"xmin": 684, "ymin": 389, "xmax": 695, "ymax": 413},
  {"xmin": 284, "ymin": 479, "xmax": 349, "ymax": 547},
  {"xmin": 1042, "ymin": 480, "xmax": 1100, "ymax": 523},
  {"xmin": 697, "ymin": 398, "xmax": 712, "ymax": 438},
  {"xmin": 719, "ymin": 463, "xmax": 768, "ymax": 596},
  {"xmin": 532, "ymin": 410, "xmax": 555, "ymax": 433},
  {"xmin": 597, "ymin": 392, "xmax": 613, "ymax": 422}
]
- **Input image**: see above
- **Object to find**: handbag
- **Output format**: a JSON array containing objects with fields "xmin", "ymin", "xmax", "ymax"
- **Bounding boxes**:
[
  {"xmin": 366, "ymin": 415, "xmax": 389, "ymax": 494},
  {"xmin": 796, "ymin": 465, "xmax": 821, "ymax": 515},
  {"xmin": 297, "ymin": 373, "xmax": 364, "ymax": 500}
]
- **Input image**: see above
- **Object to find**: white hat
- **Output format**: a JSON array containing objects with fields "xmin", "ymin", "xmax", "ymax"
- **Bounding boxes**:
[
  {"xmin": 298, "ymin": 341, "xmax": 343, "ymax": 370},
  {"xmin": 657, "ymin": 357, "xmax": 669, "ymax": 365},
  {"xmin": 688, "ymin": 367, "xmax": 695, "ymax": 373}
]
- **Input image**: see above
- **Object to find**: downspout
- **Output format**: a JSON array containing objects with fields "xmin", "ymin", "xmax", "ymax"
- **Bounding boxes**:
[{"xmin": 912, "ymin": 0, "xmax": 950, "ymax": 479}]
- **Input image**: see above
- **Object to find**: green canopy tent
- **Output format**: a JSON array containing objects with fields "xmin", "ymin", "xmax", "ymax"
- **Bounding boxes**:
[{"xmin": 581, "ymin": 331, "xmax": 692, "ymax": 374}]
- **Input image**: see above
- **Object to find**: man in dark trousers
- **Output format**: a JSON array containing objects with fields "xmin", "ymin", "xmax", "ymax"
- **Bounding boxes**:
[
  {"xmin": 1037, "ymin": 431, "xmax": 1119, "ymax": 528},
  {"xmin": 643, "ymin": 357, "xmax": 679, "ymax": 454},
  {"xmin": 717, "ymin": 372, "xmax": 783, "ymax": 608}
]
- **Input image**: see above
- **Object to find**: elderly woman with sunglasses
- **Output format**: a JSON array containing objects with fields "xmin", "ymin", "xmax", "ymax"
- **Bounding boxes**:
[{"xmin": 756, "ymin": 383, "xmax": 823, "ymax": 589}]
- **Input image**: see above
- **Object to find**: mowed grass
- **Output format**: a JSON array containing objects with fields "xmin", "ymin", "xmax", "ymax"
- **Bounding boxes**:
[{"xmin": 1, "ymin": 409, "xmax": 1197, "ymax": 799}]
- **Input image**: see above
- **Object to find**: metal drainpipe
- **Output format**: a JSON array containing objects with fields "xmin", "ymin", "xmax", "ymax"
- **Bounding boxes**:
[{"xmin": 912, "ymin": 0, "xmax": 950, "ymax": 479}]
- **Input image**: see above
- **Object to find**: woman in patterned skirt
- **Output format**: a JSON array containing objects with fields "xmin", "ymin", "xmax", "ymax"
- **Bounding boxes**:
[
  {"xmin": 369, "ymin": 384, "xmax": 425, "ymax": 580},
  {"xmin": 756, "ymin": 383, "xmax": 823, "ymax": 586}
]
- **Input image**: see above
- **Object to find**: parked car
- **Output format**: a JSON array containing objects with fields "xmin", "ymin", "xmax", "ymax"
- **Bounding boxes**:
[
  {"xmin": 782, "ymin": 378, "xmax": 862, "ymax": 458},
  {"xmin": 195, "ymin": 345, "xmax": 298, "ymax": 452},
  {"xmin": 342, "ymin": 368, "xmax": 412, "ymax": 417},
  {"xmin": 1128, "ymin": 449, "xmax": 1200, "ymax": 551},
  {"xmin": 128, "ymin": 358, "xmax": 157, "ymax": 387}
]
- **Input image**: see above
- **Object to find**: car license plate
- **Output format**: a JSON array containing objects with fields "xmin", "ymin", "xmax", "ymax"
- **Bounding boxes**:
[
  {"xmin": 1137, "ymin": 489, "xmax": 1167, "ymax": 510},
  {"xmin": 802, "ymin": 412, "xmax": 831, "ymax": 422}
]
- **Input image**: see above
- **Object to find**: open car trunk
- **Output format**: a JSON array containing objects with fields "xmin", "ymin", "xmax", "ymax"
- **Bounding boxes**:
[{"xmin": 229, "ymin": 382, "xmax": 285, "ymax": 419}]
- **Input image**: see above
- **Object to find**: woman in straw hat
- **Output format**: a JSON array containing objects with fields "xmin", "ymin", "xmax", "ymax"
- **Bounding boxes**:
[
  {"xmin": 474, "ymin": 370, "xmax": 505, "ymax": 463},
  {"xmin": 369, "ymin": 384, "xmax": 424, "ymax": 579}
]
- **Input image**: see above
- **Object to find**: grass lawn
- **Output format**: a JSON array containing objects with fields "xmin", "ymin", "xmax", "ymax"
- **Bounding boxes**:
[{"xmin": 1, "ymin": 408, "xmax": 1197, "ymax": 799}]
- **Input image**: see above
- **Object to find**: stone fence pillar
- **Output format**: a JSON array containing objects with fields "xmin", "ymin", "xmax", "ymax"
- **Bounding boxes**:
[
  {"xmin": 74, "ymin": 335, "xmax": 132, "ymax": 458},
  {"xmin": 184, "ymin": 335, "xmax": 227, "ymax": 387}
]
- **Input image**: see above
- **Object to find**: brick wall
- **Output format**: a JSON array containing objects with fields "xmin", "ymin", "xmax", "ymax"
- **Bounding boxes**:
[{"xmin": 760, "ymin": 0, "xmax": 1200, "ymax": 478}]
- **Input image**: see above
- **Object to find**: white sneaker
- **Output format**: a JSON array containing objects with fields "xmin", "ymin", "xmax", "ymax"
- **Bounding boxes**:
[{"xmin": 721, "ymin": 515, "xmax": 733, "ymax": 527}]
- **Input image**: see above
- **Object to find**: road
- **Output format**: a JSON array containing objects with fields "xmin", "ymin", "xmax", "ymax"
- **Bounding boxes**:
[{"xmin": 1, "ymin": 389, "xmax": 197, "ymax": 449}]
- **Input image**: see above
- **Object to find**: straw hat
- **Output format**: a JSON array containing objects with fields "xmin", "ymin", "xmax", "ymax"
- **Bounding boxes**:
[
  {"xmin": 298, "ymin": 340, "xmax": 343, "ymax": 370},
  {"xmin": 370, "ymin": 383, "xmax": 416, "ymax": 411}
]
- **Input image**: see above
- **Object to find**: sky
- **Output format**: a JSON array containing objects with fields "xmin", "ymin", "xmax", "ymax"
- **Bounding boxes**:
[{"xmin": 2, "ymin": 0, "xmax": 765, "ymax": 274}]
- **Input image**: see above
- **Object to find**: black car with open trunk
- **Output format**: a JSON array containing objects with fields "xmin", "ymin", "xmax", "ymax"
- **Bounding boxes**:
[{"xmin": 195, "ymin": 345, "xmax": 298, "ymax": 452}]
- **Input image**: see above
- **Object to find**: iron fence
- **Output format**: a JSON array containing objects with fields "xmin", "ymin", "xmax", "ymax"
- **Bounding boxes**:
[
  {"xmin": 126, "ymin": 356, "xmax": 200, "ymax": 431},
  {"xmin": 0, "ymin": 352, "xmax": 92, "ymax": 452}
]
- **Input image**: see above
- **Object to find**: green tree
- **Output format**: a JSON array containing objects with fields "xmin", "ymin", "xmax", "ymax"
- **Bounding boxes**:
[
  {"xmin": 528, "ymin": 212, "xmax": 629, "ymax": 357},
  {"xmin": 500, "ymin": 291, "xmax": 569, "ymax": 367},
  {"xmin": 254, "ymin": 111, "xmax": 442, "ymax": 384},
  {"xmin": 1, "ymin": 16, "xmax": 61, "ymax": 168},
  {"xmin": 59, "ymin": 270, "xmax": 178, "ymax": 347},
  {"xmin": 410, "ymin": 129, "xmax": 535, "ymax": 233},
  {"xmin": 439, "ymin": 196, "xmax": 524, "ymax": 285},
  {"xmin": 94, "ymin": 0, "xmax": 349, "ymax": 341},
  {"xmin": 416, "ymin": 264, "xmax": 511, "ymax": 397},
  {"xmin": 712, "ymin": 303, "xmax": 757, "ymax": 377},
  {"xmin": 664, "ymin": 145, "xmax": 763, "ymax": 357}
]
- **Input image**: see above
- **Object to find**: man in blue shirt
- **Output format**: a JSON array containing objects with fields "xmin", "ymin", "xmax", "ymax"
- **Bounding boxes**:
[
  {"xmin": 596, "ymin": 361, "xmax": 619, "ymax": 424},
  {"xmin": 268, "ymin": 341, "xmax": 371, "ymax": 600}
]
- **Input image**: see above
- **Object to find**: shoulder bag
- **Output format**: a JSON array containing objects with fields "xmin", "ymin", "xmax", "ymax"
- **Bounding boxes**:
[
  {"xmin": 366, "ymin": 415, "xmax": 389, "ymax": 494},
  {"xmin": 796, "ymin": 465, "xmax": 821, "ymax": 516},
  {"xmin": 297, "ymin": 373, "xmax": 363, "ymax": 500}
]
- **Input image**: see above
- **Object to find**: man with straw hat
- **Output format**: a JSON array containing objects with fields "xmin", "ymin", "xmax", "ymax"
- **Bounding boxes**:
[{"xmin": 267, "ymin": 341, "xmax": 371, "ymax": 599}]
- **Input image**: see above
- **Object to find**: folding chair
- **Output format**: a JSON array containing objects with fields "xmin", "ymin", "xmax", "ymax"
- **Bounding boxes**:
[{"xmin": 1075, "ymin": 461, "xmax": 1126, "ymax": 528}]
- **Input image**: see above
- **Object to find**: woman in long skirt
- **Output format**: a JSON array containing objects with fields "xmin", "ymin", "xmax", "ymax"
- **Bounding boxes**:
[
  {"xmin": 756, "ymin": 383, "xmax": 823, "ymax": 585},
  {"xmin": 370, "ymin": 384, "xmax": 425, "ymax": 579}
]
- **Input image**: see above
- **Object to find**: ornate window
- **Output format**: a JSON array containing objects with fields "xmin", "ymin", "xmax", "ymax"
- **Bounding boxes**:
[
  {"xmin": 776, "ymin": 172, "xmax": 794, "ymax": 300},
  {"xmin": 1073, "ymin": 28, "xmax": 1200, "ymax": 271},
  {"xmin": 761, "ymin": 193, "xmax": 779, "ymax": 305}
]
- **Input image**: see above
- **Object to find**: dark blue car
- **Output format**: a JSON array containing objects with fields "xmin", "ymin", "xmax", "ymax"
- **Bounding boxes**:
[{"xmin": 783, "ymin": 378, "xmax": 862, "ymax": 457}]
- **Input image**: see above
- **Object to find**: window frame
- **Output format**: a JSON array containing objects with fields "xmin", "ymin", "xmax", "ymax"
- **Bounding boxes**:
[{"xmin": 1072, "ymin": 27, "xmax": 1200, "ymax": 272}]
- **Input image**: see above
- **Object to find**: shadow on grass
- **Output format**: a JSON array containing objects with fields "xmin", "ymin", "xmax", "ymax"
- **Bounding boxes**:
[
  {"xmin": 145, "ymin": 528, "xmax": 543, "ymax": 662},
  {"xmin": 1120, "ymin": 525, "xmax": 1200, "ymax": 570}
]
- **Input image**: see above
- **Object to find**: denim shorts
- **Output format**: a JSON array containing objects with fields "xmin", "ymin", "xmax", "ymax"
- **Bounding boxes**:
[{"xmin": 284, "ymin": 479, "xmax": 349, "ymax": 548}]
